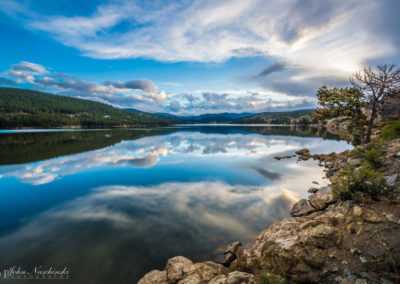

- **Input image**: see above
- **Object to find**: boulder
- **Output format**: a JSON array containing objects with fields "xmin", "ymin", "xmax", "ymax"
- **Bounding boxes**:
[
  {"xmin": 165, "ymin": 256, "xmax": 193, "ymax": 282},
  {"xmin": 193, "ymin": 262, "xmax": 229, "ymax": 282},
  {"xmin": 226, "ymin": 271, "xmax": 257, "ymax": 284},
  {"xmin": 223, "ymin": 241, "xmax": 242, "ymax": 267},
  {"xmin": 290, "ymin": 199, "xmax": 315, "ymax": 216},
  {"xmin": 308, "ymin": 224, "xmax": 339, "ymax": 248},
  {"xmin": 386, "ymin": 173, "xmax": 398, "ymax": 186},
  {"xmin": 138, "ymin": 270, "xmax": 168, "ymax": 284},
  {"xmin": 309, "ymin": 186, "xmax": 334, "ymax": 210}
]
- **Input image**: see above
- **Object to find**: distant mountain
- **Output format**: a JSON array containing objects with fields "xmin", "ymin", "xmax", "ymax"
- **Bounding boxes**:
[
  {"xmin": 124, "ymin": 108, "xmax": 143, "ymax": 113},
  {"xmin": 0, "ymin": 87, "xmax": 178, "ymax": 128},
  {"xmin": 234, "ymin": 109, "xmax": 314, "ymax": 124},
  {"xmin": 155, "ymin": 112, "xmax": 256, "ymax": 123}
]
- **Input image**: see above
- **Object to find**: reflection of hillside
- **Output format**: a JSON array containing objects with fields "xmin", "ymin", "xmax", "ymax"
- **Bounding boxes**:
[
  {"xmin": 0, "ymin": 129, "xmax": 170, "ymax": 165},
  {"xmin": 172, "ymin": 125, "xmax": 342, "ymax": 140}
]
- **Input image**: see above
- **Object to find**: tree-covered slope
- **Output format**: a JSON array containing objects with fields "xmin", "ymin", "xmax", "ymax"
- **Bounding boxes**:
[
  {"xmin": 0, "ymin": 87, "xmax": 178, "ymax": 128},
  {"xmin": 154, "ymin": 112, "xmax": 255, "ymax": 123},
  {"xmin": 234, "ymin": 109, "xmax": 315, "ymax": 124}
]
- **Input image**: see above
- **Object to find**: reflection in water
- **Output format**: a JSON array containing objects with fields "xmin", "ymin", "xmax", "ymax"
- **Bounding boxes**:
[{"xmin": 0, "ymin": 126, "xmax": 351, "ymax": 283}]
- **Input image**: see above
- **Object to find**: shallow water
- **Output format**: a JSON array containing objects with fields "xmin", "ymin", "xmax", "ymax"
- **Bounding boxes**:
[{"xmin": 0, "ymin": 126, "xmax": 351, "ymax": 283}]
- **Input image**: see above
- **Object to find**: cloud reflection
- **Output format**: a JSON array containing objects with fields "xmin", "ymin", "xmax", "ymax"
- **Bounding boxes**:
[
  {"xmin": 0, "ymin": 131, "xmax": 350, "ymax": 185},
  {"xmin": 0, "ymin": 178, "xmax": 314, "ymax": 283}
]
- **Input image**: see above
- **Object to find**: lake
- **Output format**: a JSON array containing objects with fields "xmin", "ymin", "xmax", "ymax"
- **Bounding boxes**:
[{"xmin": 0, "ymin": 126, "xmax": 351, "ymax": 283}]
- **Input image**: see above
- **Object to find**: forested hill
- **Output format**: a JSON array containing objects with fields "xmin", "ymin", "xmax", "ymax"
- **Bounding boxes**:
[
  {"xmin": 234, "ymin": 109, "xmax": 315, "ymax": 124},
  {"xmin": 0, "ymin": 87, "xmax": 178, "ymax": 128}
]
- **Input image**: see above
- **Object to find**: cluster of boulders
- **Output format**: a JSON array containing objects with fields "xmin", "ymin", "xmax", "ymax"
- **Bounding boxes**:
[
  {"xmin": 237, "ymin": 193, "xmax": 400, "ymax": 283},
  {"xmin": 138, "ymin": 256, "xmax": 258, "ymax": 284},
  {"xmin": 290, "ymin": 186, "xmax": 335, "ymax": 217}
]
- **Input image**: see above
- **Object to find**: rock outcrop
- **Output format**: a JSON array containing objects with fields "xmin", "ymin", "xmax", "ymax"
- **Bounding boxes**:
[{"xmin": 238, "ymin": 198, "xmax": 400, "ymax": 283}]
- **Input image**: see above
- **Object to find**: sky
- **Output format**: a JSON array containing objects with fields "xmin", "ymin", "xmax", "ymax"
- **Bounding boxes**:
[{"xmin": 0, "ymin": 0, "xmax": 399, "ymax": 115}]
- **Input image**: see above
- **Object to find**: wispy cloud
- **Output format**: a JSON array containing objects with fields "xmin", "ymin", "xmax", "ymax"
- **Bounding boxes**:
[
  {"xmin": 4, "ymin": 1, "xmax": 397, "ymax": 71},
  {"xmin": 0, "ymin": 0, "xmax": 399, "ymax": 113}
]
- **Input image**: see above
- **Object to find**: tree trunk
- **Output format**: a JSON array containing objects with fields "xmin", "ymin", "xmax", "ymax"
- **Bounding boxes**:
[
  {"xmin": 359, "ymin": 124, "xmax": 365, "ymax": 144},
  {"xmin": 366, "ymin": 103, "xmax": 377, "ymax": 143}
]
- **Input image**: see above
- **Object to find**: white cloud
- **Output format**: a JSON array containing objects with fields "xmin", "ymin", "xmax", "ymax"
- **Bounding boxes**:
[
  {"xmin": 4, "ymin": 61, "xmax": 49, "ymax": 83},
  {"xmin": 1, "ymin": 1, "xmax": 399, "ymax": 112},
  {"xmin": 14, "ymin": 0, "xmax": 397, "ymax": 75}
]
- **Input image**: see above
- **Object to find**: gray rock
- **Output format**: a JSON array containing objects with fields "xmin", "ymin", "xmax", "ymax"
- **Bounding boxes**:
[
  {"xmin": 396, "ymin": 151, "xmax": 400, "ymax": 157},
  {"xmin": 309, "ymin": 186, "xmax": 335, "ymax": 210},
  {"xmin": 349, "ymin": 159, "xmax": 361, "ymax": 167},
  {"xmin": 386, "ymin": 174, "xmax": 398, "ymax": 186},
  {"xmin": 290, "ymin": 199, "xmax": 315, "ymax": 217}
]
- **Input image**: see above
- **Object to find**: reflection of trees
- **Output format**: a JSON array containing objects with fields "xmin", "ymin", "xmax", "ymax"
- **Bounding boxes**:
[
  {"xmin": 0, "ymin": 129, "xmax": 171, "ymax": 165},
  {"xmin": 236, "ymin": 125, "xmax": 342, "ymax": 140},
  {"xmin": 0, "ymin": 126, "xmax": 343, "ymax": 166}
]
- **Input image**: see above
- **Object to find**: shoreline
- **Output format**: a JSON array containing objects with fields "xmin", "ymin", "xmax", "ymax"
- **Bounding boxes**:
[
  {"xmin": 138, "ymin": 139, "xmax": 400, "ymax": 283},
  {"xmin": 0, "ymin": 123, "xmax": 324, "ymax": 130}
]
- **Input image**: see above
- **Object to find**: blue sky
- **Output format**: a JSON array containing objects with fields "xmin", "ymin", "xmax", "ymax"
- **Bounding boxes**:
[{"xmin": 0, "ymin": 0, "xmax": 399, "ymax": 115}]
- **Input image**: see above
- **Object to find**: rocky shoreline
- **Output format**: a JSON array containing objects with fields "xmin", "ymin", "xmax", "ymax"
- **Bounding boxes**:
[{"xmin": 139, "ymin": 140, "xmax": 400, "ymax": 284}]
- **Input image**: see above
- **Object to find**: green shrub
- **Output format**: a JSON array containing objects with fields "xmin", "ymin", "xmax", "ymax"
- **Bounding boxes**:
[
  {"xmin": 348, "ymin": 143, "xmax": 382, "ymax": 168},
  {"xmin": 331, "ymin": 163, "xmax": 392, "ymax": 201},
  {"xmin": 363, "ymin": 148, "xmax": 381, "ymax": 168},
  {"xmin": 260, "ymin": 273, "xmax": 287, "ymax": 284},
  {"xmin": 382, "ymin": 120, "xmax": 400, "ymax": 140}
]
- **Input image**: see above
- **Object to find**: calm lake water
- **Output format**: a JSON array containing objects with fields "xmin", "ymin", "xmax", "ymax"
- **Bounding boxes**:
[{"xmin": 0, "ymin": 126, "xmax": 351, "ymax": 283}]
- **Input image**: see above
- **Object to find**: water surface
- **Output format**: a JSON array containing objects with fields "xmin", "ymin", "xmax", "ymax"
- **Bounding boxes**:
[{"xmin": 0, "ymin": 126, "xmax": 350, "ymax": 283}]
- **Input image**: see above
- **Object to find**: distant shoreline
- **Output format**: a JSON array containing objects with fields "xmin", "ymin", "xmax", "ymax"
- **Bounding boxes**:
[
  {"xmin": 0, "ymin": 124, "xmax": 173, "ymax": 130},
  {"xmin": 0, "ymin": 123, "xmax": 322, "ymax": 131}
]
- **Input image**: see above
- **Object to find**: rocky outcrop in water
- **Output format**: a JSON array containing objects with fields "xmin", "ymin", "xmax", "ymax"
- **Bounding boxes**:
[{"xmin": 238, "ymin": 192, "xmax": 400, "ymax": 283}]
